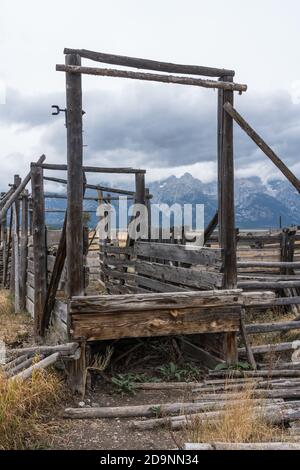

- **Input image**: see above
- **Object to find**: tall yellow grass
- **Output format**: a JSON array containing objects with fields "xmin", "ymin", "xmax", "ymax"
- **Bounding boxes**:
[
  {"xmin": 0, "ymin": 368, "xmax": 63, "ymax": 449},
  {"xmin": 186, "ymin": 383, "xmax": 282, "ymax": 444}
]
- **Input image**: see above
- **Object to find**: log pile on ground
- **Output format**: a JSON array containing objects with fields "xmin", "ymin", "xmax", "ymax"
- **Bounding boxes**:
[
  {"xmin": 1, "ymin": 342, "xmax": 79, "ymax": 381},
  {"xmin": 63, "ymin": 368, "xmax": 300, "ymax": 444}
]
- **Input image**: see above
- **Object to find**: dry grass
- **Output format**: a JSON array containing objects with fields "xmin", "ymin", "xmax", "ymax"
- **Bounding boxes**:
[
  {"xmin": 244, "ymin": 306, "xmax": 300, "ymax": 348},
  {"xmin": 0, "ymin": 367, "xmax": 64, "ymax": 449},
  {"xmin": 185, "ymin": 382, "xmax": 283, "ymax": 444},
  {"xmin": 0, "ymin": 290, "xmax": 33, "ymax": 346},
  {"xmin": 0, "ymin": 290, "xmax": 65, "ymax": 449}
]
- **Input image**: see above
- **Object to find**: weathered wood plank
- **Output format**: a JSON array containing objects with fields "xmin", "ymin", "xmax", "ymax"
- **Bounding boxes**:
[
  {"xmin": 238, "ymin": 261, "xmax": 300, "ymax": 268},
  {"xmin": 27, "ymin": 272, "xmax": 35, "ymax": 288},
  {"xmin": 241, "ymin": 291, "xmax": 276, "ymax": 306},
  {"xmin": 102, "ymin": 257, "xmax": 135, "ymax": 268},
  {"xmin": 26, "ymin": 284, "xmax": 35, "ymax": 303},
  {"xmin": 135, "ymin": 275, "xmax": 189, "ymax": 292},
  {"xmin": 70, "ymin": 289, "xmax": 242, "ymax": 314},
  {"xmin": 136, "ymin": 260, "xmax": 224, "ymax": 289},
  {"xmin": 26, "ymin": 297, "xmax": 34, "ymax": 317},
  {"xmin": 245, "ymin": 321, "xmax": 300, "ymax": 334},
  {"xmin": 27, "ymin": 259, "xmax": 34, "ymax": 274},
  {"xmin": 50, "ymin": 300, "xmax": 68, "ymax": 341},
  {"xmin": 99, "ymin": 244, "xmax": 133, "ymax": 255},
  {"xmin": 238, "ymin": 341, "xmax": 300, "ymax": 356},
  {"xmin": 238, "ymin": 280, "xmax": 300, "ymax": 289},
  {"xmin": 134, "ymin": 241, "xmax": 223, "ymax": 266},
  {"xmin": 70, "ymin": 305, "xmax": 241, "ymax": 341}
]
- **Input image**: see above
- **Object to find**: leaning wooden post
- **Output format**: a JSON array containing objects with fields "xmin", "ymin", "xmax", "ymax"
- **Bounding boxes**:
[
  {"xmin": 218, "ymin": 76, "xmax": 238, "ymax": 365},
  {"xmin": 65, "ymin": 53, "xmax": 85, "ymax": 393},
  {"xmin": 20, "ymin": 190, "xmax": 29, "ymax": 311},
  {"xmin": 204, "ymin": 210, "xmax": 218, "ymax": 245},
  {"xmin": 31, "ymin": 164, "xmax": 47, "ymax": 340},
  {"xmin": 223, "ymin": 102, "xmax": 300, "ymax": 194}
]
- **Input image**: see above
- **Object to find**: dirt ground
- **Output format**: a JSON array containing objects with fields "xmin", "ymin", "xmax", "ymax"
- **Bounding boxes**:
[
  {"xmin": 49, "ymin": 385, "xmax": 189, "ymax": 450},
  {"xmin": 48, "ymin": 339, "xmax": 202, "ymax": 450}
]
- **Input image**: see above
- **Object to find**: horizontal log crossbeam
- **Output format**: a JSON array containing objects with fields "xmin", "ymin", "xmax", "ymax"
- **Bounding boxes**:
[
  {"xmin": 64, "ymin": 48, "xmax": 235, "ymax": 78},
  {"xmin": 56, "ymin": 64, "xmax": 247, "ymax": 93},
  {"xmin": 42, "ymin": 163, "xmax": 145, "ymax": 174},
  {"xmin": 43, "ymin": 176, "xmax": 135, "ymax": 196}
]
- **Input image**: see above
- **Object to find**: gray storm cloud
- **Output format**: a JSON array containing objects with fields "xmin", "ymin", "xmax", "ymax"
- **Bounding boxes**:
[{"xmin": 1, "ymin": 83, "xmax": 300, "ymax": 190}]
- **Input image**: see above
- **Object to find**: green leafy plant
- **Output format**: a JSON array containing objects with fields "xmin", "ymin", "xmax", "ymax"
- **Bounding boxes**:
[
  {"xmin": 111, "ymin": 373, "xmax": 137, "ymax": 394},
  {"xmin": 214, "ymin": 361, "xmax": 251, "ymax": 371},
  {"xmin": 111, "ymin": 372, "xmax": 157, "ymax": 394},
  {"xmin": 157, "ymin": 362, "xmax": 201, "ymax": 382},
  {"xmin": 158, "ymin": 362, "xmax": 183, "ymax": 381}
]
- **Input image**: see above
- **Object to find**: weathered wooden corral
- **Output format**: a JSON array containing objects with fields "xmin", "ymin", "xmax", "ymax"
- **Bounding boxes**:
[{"xmin": 1, "ymin": 48, "xmax": 300, "ymax": 392}]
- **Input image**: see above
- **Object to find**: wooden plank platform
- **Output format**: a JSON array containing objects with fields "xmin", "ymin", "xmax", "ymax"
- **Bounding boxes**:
[{"xmin": 69, "ymin": 290, "xmax": 242, "ymax": 342}]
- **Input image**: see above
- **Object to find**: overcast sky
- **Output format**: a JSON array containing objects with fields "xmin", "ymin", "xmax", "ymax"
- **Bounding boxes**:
[{"xmin": 1, "ymin": 0, "xmax": 300, "ymax": 191}]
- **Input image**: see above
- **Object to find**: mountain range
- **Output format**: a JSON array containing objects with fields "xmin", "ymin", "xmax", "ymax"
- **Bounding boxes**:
[{"xmin": 45, "ymin": 173, "xmax": 300, "ymax": 230}]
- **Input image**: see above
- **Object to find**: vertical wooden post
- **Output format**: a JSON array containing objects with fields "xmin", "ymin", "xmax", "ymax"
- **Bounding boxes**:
[
  {"xmin": 3, "ymin": 208, "xmax": 13, "ymax": 288},
  {"xmin": 31, "ymin": 164, "xmax": 47, "ymax": 340},
  {"xmin": 14, "ymin": 175, "xmax": 21, "ymax": 234},
  {"xmin": 133, "ymin": 172, "xmax": 146, "ymax": 241},
  {"xmin": 217, "ymin": 85, "xmax": 224, "ymax": 247},
  {"xmin": 135, "ymin": 172, "xmax": 146, "ymax": 206},
  {"xmin": 145, "ymin": 188, "xmax": 151, "ymax": 241},
  {"xmin": 218, "ymin": 78, "xmax": 237, "ymax": 287},
  {"xmin": 12, "ymin": 203, "xmax": 20, "ymax": 313},
  {"xmin": 280, "ymin": 227, "xmax": 300, "ymax": 315},
  {"xmin": 65, "ymin": 53, "xmax": 85, "ymax": 393},
  {"xmin": 280, "ymin": 228, "xmax": 296, "ymax": 273},
  {"xmin": 2, "ymin": 210, "xmax": 7, "ymax": 286},
  {"xmin": 65, "ymin": 53, "xmax": 84, "ymax": 298},
  {"xmin": 29, "ymin": 198, "xmax": 33, "ymax": 235},
  {"xmin": 218, "ymin": 76, "xmax": 238, "ymax": 365},
  {"xmin": 97, "ymin": 191, "xmax": 106, "ymax": 284},
  {"xmin": 10, "ymin": 175, "xmax": 21, "ymax": 294},
  {"xmin": 83, "ymin": 225, "xmax": 89, "ymax": 290},
  {"xmin": 20, "ymin": 190, "xmax": 29, "ymax": 311}
]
